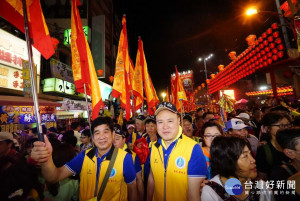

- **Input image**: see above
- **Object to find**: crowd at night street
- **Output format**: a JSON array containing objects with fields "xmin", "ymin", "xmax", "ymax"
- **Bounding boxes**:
[{"xmin": 1, "ymin": 0, "xmax": 300, "ymax": 201}]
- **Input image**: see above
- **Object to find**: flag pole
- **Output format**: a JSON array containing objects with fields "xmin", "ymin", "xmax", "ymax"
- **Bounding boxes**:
[
  {"xmin": 22, "ymin": 0, "xmax": 44, "ymax": 142},
  {"xmin": 141, "ymin": 99, "xmax": 144, "ymax": 115},
  {"xmin": 180, "ymin": 100, "xmax": 183, "ymax": 128},
  {"xmin": 83, "ymin": 83, "xmax": 93, "ymax": 135},
  {"xmin": 131, "ymin": 90, "xmax": 136, "ymax": 119}
]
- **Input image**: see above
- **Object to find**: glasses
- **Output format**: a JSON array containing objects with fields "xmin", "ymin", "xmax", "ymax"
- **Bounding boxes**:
[
  {"xmin": 204, "ymin": 135, "xmax": 219, "ymax": 139},
  {"xmin": 270, "ymin": 124, "xmax": 293, "ymax": 129}
]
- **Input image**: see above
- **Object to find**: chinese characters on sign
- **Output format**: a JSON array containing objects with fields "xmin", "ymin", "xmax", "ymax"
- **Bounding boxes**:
[{"xmin": 50, "ymin": 59, "xmax": 74, "ymax": 83}]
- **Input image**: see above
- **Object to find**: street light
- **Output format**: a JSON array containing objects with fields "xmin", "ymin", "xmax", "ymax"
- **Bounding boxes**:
[
  {"xmin": 198, "ymin": 54, "xmax": 213, "ymax": 107},
  {"xmin": 161, "ymin": 92, "xmax": 166, "ymax": 101}
]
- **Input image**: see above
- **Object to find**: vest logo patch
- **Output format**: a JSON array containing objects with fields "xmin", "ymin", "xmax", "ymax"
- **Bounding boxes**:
[
  {"xmin": 87, "ymin": 169, "xmax": 92, "ymax": 174},
  {"xmin": 154, "ymin": 159, "xmax": 158, "ymax": 163},
  {"xmin": 175, "ymin": 156, "xmax": 186, "ymax": 169},
  {"xmin": 109, "ymin": 168, "xmax": 116, "ymax": 178}
]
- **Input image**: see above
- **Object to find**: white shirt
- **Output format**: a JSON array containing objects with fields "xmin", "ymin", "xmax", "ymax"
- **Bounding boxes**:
[{"xmin": 201, "ymin": 175, "xmax": 274, "ymax": 201}]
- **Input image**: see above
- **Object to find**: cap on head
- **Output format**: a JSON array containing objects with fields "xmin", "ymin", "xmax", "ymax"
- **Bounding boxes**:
[
  {"xmin": 236, "ymin": 113, "xmax": 250, "ymax": 120},
  {"xmin": 0, "ymin": 132, "xmax": 13, "ymax": 141},
  {"xmin": 155, "ymin": 102, "xmax": 178, "ymax": 116},
  {"xmin": 136, "ymin": 115, "xmax": 146, "ymax": 121},
  {"xmin": 183, "ymin": 114, "xmax": 193, "ymax": 123},
  {"xmin": 114, "ymin": 127, "xmax": 126, "ymax": 138},
  {"xmin": 224, "ymin": 118, "xmax": 252, "ymax": 132},
  {"xmin": 145, "ymin": 115, "xmax": 156, "ymax": 124}
]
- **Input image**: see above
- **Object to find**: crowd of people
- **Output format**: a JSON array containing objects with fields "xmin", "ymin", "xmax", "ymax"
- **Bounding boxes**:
[{"xmin": 1, "ymin": 100, "xmax": 300, "ymax": 201}]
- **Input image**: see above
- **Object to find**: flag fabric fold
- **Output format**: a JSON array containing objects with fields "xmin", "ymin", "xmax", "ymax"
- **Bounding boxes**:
[
  {"xmin": 136, "ymin": 37, "xmax": 159, "ymax": 114},
  {"xmin": 0, "ymin": 0, "xmax": 56, "ymax": 59},
  {"xmin": 112, "ymin": 16, "xmax": 131, "ymax": 120},
  {"xmin": 166, "ymin": 88, "xmax": 170, "ymax": 102},
  {"xmin": 71, "ymin": 0, "xmax": 103, "ymax": 120}
]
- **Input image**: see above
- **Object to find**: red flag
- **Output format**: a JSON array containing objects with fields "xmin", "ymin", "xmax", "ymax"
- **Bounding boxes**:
[
  {"xmin": 174, "ymin": 66, "xmax": 187, "ymax": 111},
  {"xmin": 166, "ymin": 88, "xmax": 170, "ymax": 102},
  {"xmin": 71, "ymin": 0, "xmax": 104, "ymax": 120},
  {"xmin": 0, "ymin": 0, "xmax": 56, "ymax": 59},
  {"xmin": 136, "ymin": 37, "xmax": 159, "ymax": 114},
  {"xmin": 112, "ymin": 16, "xmax": 131, "ymax": 121}
]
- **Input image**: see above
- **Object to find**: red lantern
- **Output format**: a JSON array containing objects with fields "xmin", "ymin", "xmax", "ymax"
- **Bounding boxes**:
[
  {"xmin": 263, "ymin": 40, "xmax": 269, "ymax": 46},
  {"xmin": 259, "ymin": 58, "xmax": 263, "ymax": 63},
  {"xmin": 266, "ymin": 28, "xmax": 272, "ymax": 34},
  {"xmin": 272, "ymin": 48, "xmax": 278, "ymax": 54},
  {"xmin": 211, "ymin": 74, "xmax": 216, "ymax": 79},
  {"xmin": 261, "ymin": 50, "xmax": 266, "ymax": 55},
  {"xmin": 263, "ymin": 61, "xmax": 268, "ymax": 66},
  {"xmin": 257, "ymin": 53, "xmax": 261, "ymax": 58},
  {"xmin": 278, "ymin": 51, "xmax": 284, "ymax": 58},
  {"xmin": 201, "ymin": 83, "xmax": 205, "ymax": 88},
  {"xmin": 265, "ymin": 47, "xmax": 271, "ymax": 52},
  {"xmin": 259, "ymin": 44, "xmax": 264, "ymax": 49},
  {"xmin": 273, "ymin": 31, "xmax": 279, "ymax": 38},
  {"xmin": 275, "ymin": 38, "xmax": 282, "ymax": 44},
  {"xmin": 109, "ymin": 76, "xmax": 114, "ymax": 83},
  {"xmin": 255, "ymin": 47, "xmax": 260, "ymax": 52},
  {"xmin": 271, "ymin": 23, "xmax": 278, "ymax": 29},
  {"xmin": 263, "ymin": 55, "xmax": 268, "ymax": 60},
  {"xmin": 277, "ymin": 44, "xmax": 284, "ymax": 50},
  {"xmin": 267, "ymin": 58, "xmax": 272, "ymax": 64},
  {"xmin": 258, "ymin": 37, "xmax": 263, "ymax": 42},
  {"xmin": 272, "ymin": 55, "xmax": 278, "ymax": 61},
  {"xmin": 255, "ymin": 40, "xmax": 259, "ymax": 46},
  {"xmin": 206, "ymin": 79, "xmax": 210, "ymax": 84},
  {"xmin": 267, "ymin": 36, "xmax": 274, "ymax": 42},
  {"xmin": 97, "ymin": 69, "xmax": 103, "ymax": 77},
  {"xmin": 262, "ymin": 32, "xmax": 267, "ymax": 38},
  {"xmin": 255, "ymin": 61, "xmax": 259, "ymax": 65},
  {"xmin": 198, "ymin": 86, "xmax": 201, "ymax": 90},
  {"xmin": 267, "ymin": 52, "xmax": 272, "ymax": 57},
  {"xmin": 269, "ymin": 43, "xmax": 275, "ymax": 49}
]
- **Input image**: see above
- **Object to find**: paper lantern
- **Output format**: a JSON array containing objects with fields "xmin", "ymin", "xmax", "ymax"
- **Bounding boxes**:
[
  {"xmin": 109, "ymin": 76, "xmax": 114, "ymax": 83},
  {"xmin": 206, "ymin": 79, "xmax": 210, "ymax": 84},
  {"xmin": 97, "ymin": 69, "xmax": 103, "ymax": 77},
  {"xmin": 228, "ymin": 51, "xmax": 237, "ymax": 60},
  {"xmin": 266, "ymin": 28, "xmax": 273, "ymax": 34},
  {"xmin": 246, "ymin": 35, "xmax": 256, "ymax": 46},
  {"xmin": 271, "ymin": 23, "xmax": 278, "ymax": 29},
  {"xmin": 197, "ymin": 86, "xmax": 201, "ymax": 90},
  {"xmin": 201, "ymin": 83, "xmax": 205, "ymax": 88},
  {"xmin": 211, "ymin": 74, "xmax": 216, "ymax": 79}
]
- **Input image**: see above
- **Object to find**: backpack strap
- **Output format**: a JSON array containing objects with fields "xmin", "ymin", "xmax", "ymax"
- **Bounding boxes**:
[
  {"xmin": 206, "ymin": 181, "xmax": 237, "ymax": 201},
  {"xmin": 263, "ymin": 143, "xmax": 273, "ymax": 167}
]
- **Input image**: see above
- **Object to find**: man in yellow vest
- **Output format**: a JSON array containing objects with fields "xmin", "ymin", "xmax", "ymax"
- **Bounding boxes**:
[
  {"xmin": 31, "ymin": 117, "xmax": 138, "ymax": 201},
  {"xmin": 113, "ymin": 126, "xmax": 144, "ymax": 201},
  {"xmin": 147, "ymin": 102, "xmax": 207, "ymax": 201}
]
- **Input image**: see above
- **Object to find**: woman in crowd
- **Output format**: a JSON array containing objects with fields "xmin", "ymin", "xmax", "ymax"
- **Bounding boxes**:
[
  {"xmin": 200, "ymin": 121, "xmax": 223, "ymax": 179},
  {"xmin": 79, "ymin": 129, "xmax": 93, "ymax": 151},
  {"xmin": 256, "ymin": 111, "xmax": 292, "ymax": 180},
  {"xmin": 202, "ymin": 135, "xmax": 274, "ymax": 201}
]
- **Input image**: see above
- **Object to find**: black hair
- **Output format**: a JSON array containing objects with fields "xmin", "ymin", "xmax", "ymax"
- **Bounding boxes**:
[
  {"xmin": 202, "ymin": 111, "xmax": 214, "ymax": 119},
  {"xmin": 47, "ymin": 143, "xmax": 76, "ymax": 196},
  {"xmin": 81, "ymin": 129, "xmax": 91, "ymax": 138},
  {"xmin": 196, "ymin": 108, "xmax": 203, "ymax": 112},
  {"xmin": 145, "ymin": 119, "xmax": 156, "ymax": 125},
  {"xmin": 200, "ymin": 121, "xmax": 223, "ymax": 146},
  {"xmin": 70, "ymin": 122, "xmax": 80, "ymax": 130},
  {"xmin": 24, "ymin": 138, "xmax": 38, "ymax": 149},
  {"xmin": 48, "ymin": 127, "xmax": 57, "ymax": 133},
  {"xmin": 210, "ymin": 135, "xmax": 252, "ymax": 178},
  {"xmin": 270, "ymin": 105, "xmax": 290, "ymax": 113},
  {"xmin": 91, "ymin": 117, "xmax": 114, "ymax": 134},
  {"xmin": 31, "ymin": 125, "xmax": 47, "ymax": 134},
  {"xmin": 261, "ymin": 105, "xmax": 271, "ymax": 113},
  {"xmin": 293, "ymin": 116, "xmax": 300, "ymax": 127},
  {"xmin": 276, "ymin": 128, "xmax": 300, "ymax": 150},
  {"xmin": 62, "ymin": 135, "xmax": 77, "ymax": 147},
  {"xmin": 261, "ymin": 111, "xmax": 291, "ymax": 141},
  {"xmin": 0, "ymin": 156, "xmax": 38, "ymax": 201},
  {"xmin": 63, "ymin": 130, "xmax": 74, "ymax": 137}
]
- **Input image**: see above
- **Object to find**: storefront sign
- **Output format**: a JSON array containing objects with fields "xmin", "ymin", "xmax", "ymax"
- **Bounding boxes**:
[
  {"xmin": 0, "ymin": 64, "xmax": 40, "ymax": 92},
  {"xmin": 50, "ymin": 59, "xmax": 74, "ymax": 83},
  {"xmin": 42, "ymin": 78, "xmax": 76, "ymax": 95},
  {"xmin": 64, "ymin": 26, "xmax": 89, "ymax": 45},
  {"xmin": 61, "ymin": 98, "xmax": 91, "ymax": 111},
  {"xmin": 0, "ymin": 29, "xmax": 41, "ymax": 73}
]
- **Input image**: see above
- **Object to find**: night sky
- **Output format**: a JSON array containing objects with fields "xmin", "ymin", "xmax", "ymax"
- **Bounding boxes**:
[{"xmin": 114, "ymin": 0, "xmax": 277, "ymax": 95}]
